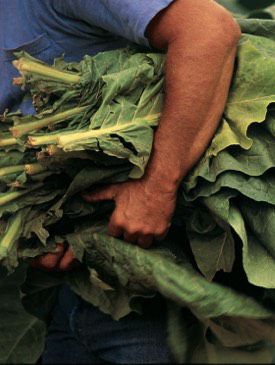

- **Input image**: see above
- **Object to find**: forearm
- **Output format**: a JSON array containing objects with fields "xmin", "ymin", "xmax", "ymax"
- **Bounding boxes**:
[{"xmin": 145, "ymin": 0, "xmax": 241, "ymax": 189}]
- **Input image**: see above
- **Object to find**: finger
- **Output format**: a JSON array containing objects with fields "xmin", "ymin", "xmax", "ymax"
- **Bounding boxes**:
[
  {"xmin": 58, "ymin": 249, "xmax": 79, "ymax": 271},
  {"xmin": 82, "ymin": 185, "xmax": 117, "ymax": 203},
  {"xmin": 107, "ymin": 219, "xmax": 123, "ymax": 238},
  {"xmin": 31, "ymin": 244, "xmax": 65, "ymax": 271},
  {"xmin": 123, "ymin": 232, "xmax": 138, "ymax": 244},
  {"xmin": 137, "ymin": 235, "xmax": 154, "ymax": 249}
]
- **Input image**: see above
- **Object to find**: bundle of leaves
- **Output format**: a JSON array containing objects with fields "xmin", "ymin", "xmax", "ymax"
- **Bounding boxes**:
[{"xmin": 1, "ymin": 4, "xmax": 275, "ymax": 364}]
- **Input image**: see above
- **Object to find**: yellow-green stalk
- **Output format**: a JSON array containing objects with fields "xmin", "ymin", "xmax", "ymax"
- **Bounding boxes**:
[
  {"xmin": 0, "ymin": 185, "xmax": 42, "ymax": 206},
  {"xmin": 10, "ymin": 106, "xmax": 89, "ymax": 138},
  {"xmin": 0, "ymin": 164, "xmax": 46, "ymax": 178},
  {"xmin": 13, "ymin": 58, "xmax": 80, "ymax": 84},
  {"xmin": 28, "ymin": 134, "xmax": 61, "ymax": 147},
  {"xmin": 0, "ymin": 165, "xmax": 25, "ymax": 177},
  {"xmin": 0, "ymin": 210, "xmax": 25, "ymax": 259},
  {"xmin": 0, "ymin": 137, "xmax": 19, "ymax": 147},
  {"xmin": 25, "ymin": 163, "xmax": 47, "ymax": 175}
]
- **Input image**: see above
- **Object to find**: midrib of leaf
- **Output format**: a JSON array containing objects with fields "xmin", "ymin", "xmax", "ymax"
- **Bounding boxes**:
[
  {"xmin": 58, "ymin": 113, "xmax": 160, "ymax": 147},
  {"xmin": 215, "ymin": 233, "xmax": 228, "ymax": 271}
]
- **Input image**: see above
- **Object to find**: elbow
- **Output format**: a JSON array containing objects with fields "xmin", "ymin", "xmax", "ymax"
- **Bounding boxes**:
[{"xmin": 215, "ymin": 6, "xmax": 241, "ymax": 49}]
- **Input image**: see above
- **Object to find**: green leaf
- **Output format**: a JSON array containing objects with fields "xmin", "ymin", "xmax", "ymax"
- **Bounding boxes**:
[
  {"xmin": 211, "ymin": 34, "xmax": 275, "ymax": 154},
  {"xmin": 189, "ymin": 225, "xmax": 235, "ymax": 281},
  {"xmin": 217, "ymin": 0, "xmax": 275, "ymax": 15},
  {"xmin": 58, "ymin": 66, "xmax": 164, "ymax": 178},
  {"xmin": 66, "ymin": 226, "xmax": 273, "ymax": 319},
  {"xmin": 203, "ymin": 193, "xmax": 275, "ymax": 288},
  {"xmin": 0, "ymin": 266, "xmax": 46, "ymax": 364},
  {"xmin": 21, "ymin": 268, "xmax": 63, "ymax": 323},
  {"xmin": 185, "ymin": 120, "xmax": 275, "ymax": 191},
  {"xmin": 66, "ymin": 267, "xmax": 152, "ymax": 321}
]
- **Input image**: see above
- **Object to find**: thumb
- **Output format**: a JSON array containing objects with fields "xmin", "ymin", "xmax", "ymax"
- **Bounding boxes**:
[{"xmin": 82, "ymin": 185, "xmax": 117, "ymax": 203}]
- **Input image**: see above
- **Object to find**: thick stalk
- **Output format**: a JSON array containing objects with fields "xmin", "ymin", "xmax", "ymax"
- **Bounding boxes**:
[
  {"xmin": 0, "ymin": 210, "xmax": 25, "ymax": 258},
  {"xmin": 13, "ymin": 58, "xmax": 80, "ymax": 84},
  {"xmin": 0, "ymin": 165, "xmax": 25, "ymax": 177},
  {"xmin": 0, "ymin": 137, "xmax": 19, "ymax": 147},
  {"xmin": 0, "ymin": 185, "xmax": 41, "ymax": 206},
  {"xmin": 24, "ymin": 163, "xmax": 47, "ymax": 175},
  {"xmin": 0, "ymin": 164, "xmax": 46, "ymax": 177},
  {"xmin": 28, "ymin": 134, "xmax": 63, "ymax": 147},
  {"xmin": 10, "ymin": 106, "xmax": 88, "ymax": 138}
]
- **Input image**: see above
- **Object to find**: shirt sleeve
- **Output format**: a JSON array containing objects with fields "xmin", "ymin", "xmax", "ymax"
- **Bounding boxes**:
[{"xmin": 52, "ymin": 0, "xmax": 175, "ymax": 47}]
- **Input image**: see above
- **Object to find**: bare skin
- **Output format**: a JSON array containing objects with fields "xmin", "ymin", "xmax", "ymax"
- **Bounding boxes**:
[
  {"xmin": 30, "ymin": 244, "xmax": 78, "ymax": 271},
  {"xmin": 31, "ymin": 0, "xmax": 241, "ymax": 270}
]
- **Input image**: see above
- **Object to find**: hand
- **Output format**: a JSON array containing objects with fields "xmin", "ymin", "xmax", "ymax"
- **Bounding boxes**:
[
  {"xmin": 30, "ymin": 243, "xmax": 79, "ymax": 272},
  {"xmin": 82, "ymin": 178, "xmax": 176, "ymax": 248}
]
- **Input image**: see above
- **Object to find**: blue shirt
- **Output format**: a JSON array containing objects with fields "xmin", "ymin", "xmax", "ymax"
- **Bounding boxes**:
[{"xmin": 0, "ymin": 0, "xmax": 173, "ymax": 115}]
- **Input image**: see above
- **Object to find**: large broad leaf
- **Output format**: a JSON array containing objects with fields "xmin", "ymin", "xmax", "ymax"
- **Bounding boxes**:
[
  {"xmin": 167, "ymin": 303, "xmax": 275, "ymax": 364},
  {"xmin": 185, "ymin": 118, "xmax": 275, "ymax": 191},
  {"xmin": 66, "ymin": 226, "xmax": 273, "ymax": 319},
  {"xmin": 189, "ymin": 222, "xmax": 235, "ymax": 281},
  {"xmin": 63, "ymin": 225, "xmax": 275, "ymax": 361},
  {"xmin": 66, "ymin": 267, "xmax": 154, "ymax": 321},
  {"xmin": 185, "ymin": 169, "xmax": 275, "ymax": 205},
  {"xmin": 211, "ymin": 34, "xmax": 275, "ymax": 155},
  {"xmin": 0, "ymin": 267, "xmax": 46, "ymax": 364},
  {"xmin": 203, "ymin": 192, "xmax": 275, "ymax": 288}
]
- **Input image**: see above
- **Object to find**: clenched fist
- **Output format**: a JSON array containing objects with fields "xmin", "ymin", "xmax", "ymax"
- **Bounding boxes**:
[{"xmin": 83, "ymin": 177, "xmax": 176, "ymax": 248}]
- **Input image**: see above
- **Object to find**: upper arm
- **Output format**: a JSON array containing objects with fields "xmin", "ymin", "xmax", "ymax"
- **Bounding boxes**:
[
  {"xmin": 52, "ymin": 0, "xmax": 175, "ymax": 47},
  {"xmin": 146, "ymin": 0, "xmax": 241, "ymax": 50}
]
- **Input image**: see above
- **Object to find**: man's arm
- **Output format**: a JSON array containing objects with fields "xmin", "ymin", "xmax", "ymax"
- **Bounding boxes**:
[
  {"xmin": 145, "ymin": 0, "xmax": 241, "ymax": 185},
  {"xmin": 32, "ymin": 0, "xmax": 241, "ymax": 270},
  {"xmin": 83, "ymin": 0, "xmax": 241, "ymax": 246}
]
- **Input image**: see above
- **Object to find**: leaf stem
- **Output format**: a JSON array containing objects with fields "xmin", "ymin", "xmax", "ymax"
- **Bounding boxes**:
[
  {"xmin": 0, "ymin": 137, "xmax": 19, "ymax": 147},
  {"xmin": 28, "ymin": 134, "xmax": 62, "ymax": 147},
  {"xmin": 0, "ymin": 210, "xmax": 25, "ymax": 259},
  {"xmin": 24, "ymin": 163, "xmax": 47, "ymax": 175},
  {"xmin": 0, "ymin": 165, "xmax": 25, "ymax": 177},
  {"xmin": 13, "ymin": 58, "xmax": 80, "ymax": 84},
  {"xmin": 0, "ymin": 186, "xmax": 41, "ymax": 206},
  {"xmin": 10, "ymin": 106, "xmax": 89, "ymax": 138}
]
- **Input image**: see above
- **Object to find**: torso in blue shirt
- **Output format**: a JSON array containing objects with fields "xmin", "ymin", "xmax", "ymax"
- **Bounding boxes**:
[{"xmin": 0, "ymin": 0, "xmax": 172, "ymax": 115}]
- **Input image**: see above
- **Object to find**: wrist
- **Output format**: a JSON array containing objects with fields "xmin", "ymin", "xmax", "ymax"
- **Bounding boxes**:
[{"xmin": 143, "ymin": 156, "xmax": 183, "ymax": 195}]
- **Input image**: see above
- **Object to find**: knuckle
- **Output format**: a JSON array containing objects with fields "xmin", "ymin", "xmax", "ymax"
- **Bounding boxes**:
[
  {"xmin": 111, "ymin": 216, "xmax": 124, "ymax": 229},
  {"xmin": 141, "ymin": 227, "xmax": 154, "ymax": 236},
  {"xmin": 125, "ymin": 226, "xmax": 139, "ymax": 235},
  {"xmin": 155, "ymin": 226, "xmax": 168, "ymax": 237},
  {"xmin": 110, "ymin": 220, "xmax": 124, "ymax": 229}
]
